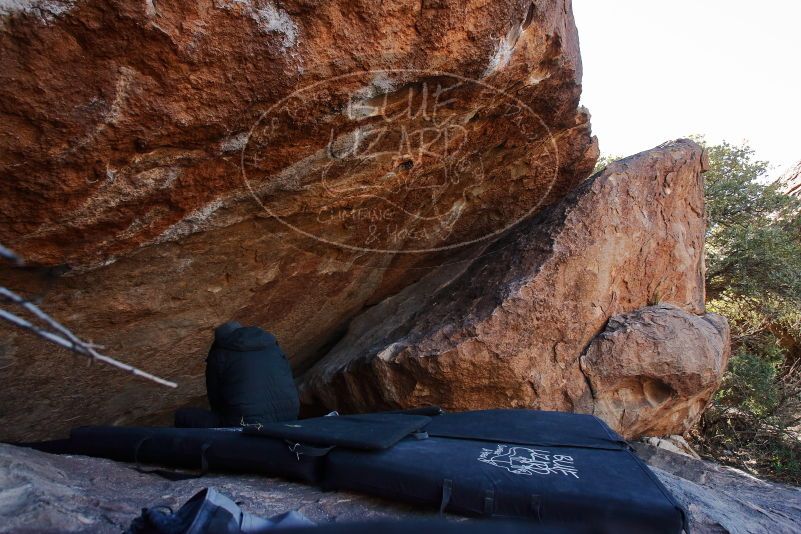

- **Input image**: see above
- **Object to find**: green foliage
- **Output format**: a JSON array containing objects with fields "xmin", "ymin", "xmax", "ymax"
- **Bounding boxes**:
[
  {"xmin": 689, "ymin": 137, "xmax": 801, "ymax": 484},
  {"xmin": 718, "ymin": 343, "xmax": 782, "ymax": 418},
  {"xmin": 699, "ymin": 339, "xmax": 801, "ymax": 483},
  {"xmin": 592, "ymin": 154, "xmax": 621, "ymax": 175},
  {"xmin": 701, "ymin": 139, "xmax": 801, "ymax": 306}
]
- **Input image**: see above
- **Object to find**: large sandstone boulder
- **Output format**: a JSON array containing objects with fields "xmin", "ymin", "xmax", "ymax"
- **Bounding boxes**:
[
  {"xmin": 301, "ymin": 140, "xmax": 718, "ymax": 437},
  {"xmin": 0, "ymin": 1, "xmax": 597, "ymax": 440},
  {"xmin": 581, "ymin": 304, "xmax": 730, "ymax": 438}
]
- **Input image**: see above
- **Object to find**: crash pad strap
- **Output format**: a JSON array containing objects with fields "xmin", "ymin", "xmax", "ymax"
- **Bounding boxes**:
[
  {"xmin": 531, "ymin": 495, "xmax": 542, "ymax": 521},
  {"xmin": 483, "ymin": 489, "xmax": 495, "ymax": 515},
  {"xmin": 200, "ymin": 442, "xmax": 211, "ymax": 473},
  {"xmin": 132, "ymin": 435, "xmax": 150, "ymax": 470},
  {"xmin": 439, "ymin": 479, "xmax": 453, "ymax": 515}
]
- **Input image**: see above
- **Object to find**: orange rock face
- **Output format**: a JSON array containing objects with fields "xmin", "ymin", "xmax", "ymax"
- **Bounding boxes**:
[
  {"xmin": 0, "ymin": 1, "xmax": 597, "ymax": 439},
  {"xmin": 300, "ymin": 140, "xmax": 724, "ymax": 437},
  {"xmin": 581, "ymin": 304, "xmax": 729, "ymax": 438}
]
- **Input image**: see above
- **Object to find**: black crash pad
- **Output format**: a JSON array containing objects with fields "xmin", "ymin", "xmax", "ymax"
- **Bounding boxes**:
[
  {"xmin": 324, "ymin": 436, "xmax": 685, "ymax": 533},
  {"xmin": 33, "ymin": 409, "xmax": 686, "ymax": 533}
]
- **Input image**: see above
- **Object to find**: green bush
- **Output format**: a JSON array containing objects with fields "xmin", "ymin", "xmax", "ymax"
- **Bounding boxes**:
[{"xmin": 695, "ymin": 138, "xmax": 801, "ymax": 484}]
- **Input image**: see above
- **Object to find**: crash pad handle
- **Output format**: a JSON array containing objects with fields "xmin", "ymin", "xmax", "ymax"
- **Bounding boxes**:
[
  {"xmin": 484, "ymin": 489, "xmax": 495, "ymax": 515},
  {"xmin": 531, "ymin": 494, "xmax": 542, "ymax": 521},
  {"xmin": 439, "ymin": 478, "xmax": 453, "ymax": 515},
  {"xmin": 199, "ymin": 442, "xmax": 211, "ymax": 474},
  {"xmin": 133, "ymin": 436, "xmax": 152, "ymax": 469}
]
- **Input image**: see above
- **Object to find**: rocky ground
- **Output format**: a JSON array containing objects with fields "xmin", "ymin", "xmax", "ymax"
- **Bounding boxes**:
[{"xmin": 1, "ymin": 442, "xmax": 799, "ymax": 533}]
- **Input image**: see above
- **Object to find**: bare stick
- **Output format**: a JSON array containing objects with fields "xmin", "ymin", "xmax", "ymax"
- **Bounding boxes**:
[
  {"xmin": 0, "ymin": 244, "xmax": 22, "ymax": 266},
  {"xmin": 0, "ymin": 306, "xmax": 177, "ymax": 388},
  {"xmin": 0, "ymin": 242, "xmax": 176, "ymax": 388},
  {"xmin": 1, "ymin": 287, "xmax": 91, "ymax": 347}
]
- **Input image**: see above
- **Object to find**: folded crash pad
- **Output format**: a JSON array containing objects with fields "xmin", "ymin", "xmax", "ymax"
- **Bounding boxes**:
[
  {"xmin": 423, "ymin": 409, "xmax": 627, "ymax": 450},
  {"xmin": 242, "ymin": 413, "xmax": 431, "ymax": 449},
  {"xmin": 69, "ymin": 426, "xmax": 324, "ymax": 482}
]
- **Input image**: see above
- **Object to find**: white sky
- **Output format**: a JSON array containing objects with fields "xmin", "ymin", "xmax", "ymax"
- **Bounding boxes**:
[{"xmin": 573, "ymin": 0, "xmax": 800, "ymax": 178}]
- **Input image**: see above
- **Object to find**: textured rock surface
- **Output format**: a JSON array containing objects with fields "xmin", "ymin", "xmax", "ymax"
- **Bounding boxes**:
[
  {"xmin": 2, "ymin": 443, "xmax": 799, "ymax": 533},
  {"xmin": 0, "ymin": 1, "xmax": 598, "ymax": 441},
  {"xmin": 300, "ymin": 140, "xmax": 711, "ymax": 434},
  {"xmin": 633, "ymin": 443, "xmax": 801, "ymax": 534},
  {"xmin": 641, "ymin": 435, "xmax": 701, "ymax": 459},
  {"xmin": 782, "ymin": 160, "xmax": 801, "ymax": 197},
  {"xmin": 0, "ymin": 443, "xmax": 431, "ymax": 533},
  {"xmin": 581, "ymin": 304, "xmax": 730, "ymax": 438}
]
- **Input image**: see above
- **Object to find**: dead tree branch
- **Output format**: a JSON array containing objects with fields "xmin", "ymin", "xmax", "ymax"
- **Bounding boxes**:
[
  {"xmin": 0, "ymin": 247, "xmax": 177, "ymax": 388},
  {"xmin": 0, "ymin": 244, "xmax": 22, "ymax": 266}
]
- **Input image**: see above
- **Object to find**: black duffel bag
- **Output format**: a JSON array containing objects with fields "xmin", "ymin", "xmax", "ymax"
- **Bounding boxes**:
[{"xmin": 205, "ymin": 322, "xmax": 299, "ymax": 427}]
